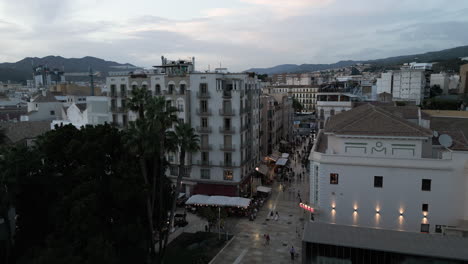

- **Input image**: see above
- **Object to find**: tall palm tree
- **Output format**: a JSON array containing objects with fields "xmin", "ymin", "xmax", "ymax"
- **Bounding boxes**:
[
  {"xmin": 165, "ymin": 122, "xmax": 199, "ymax": 245},
  {"xmin": 124, "ymin": 88, "xmax": 177, "ymax": 263}
]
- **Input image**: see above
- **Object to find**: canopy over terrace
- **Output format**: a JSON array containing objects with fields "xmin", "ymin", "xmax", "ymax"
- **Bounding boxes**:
[{"xmin": 185, "ymin": 194, "xmax": 251, "ymax": 208}]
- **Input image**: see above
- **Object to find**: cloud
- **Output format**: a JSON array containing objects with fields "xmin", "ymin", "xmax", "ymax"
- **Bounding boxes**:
[{"xmin": 0, "ymin": 0, "xmax": 468, "ymax": 71}]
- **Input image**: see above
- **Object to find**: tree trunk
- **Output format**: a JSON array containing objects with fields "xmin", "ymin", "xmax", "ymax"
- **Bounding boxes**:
[
  {"xmin": 165, "ymin": 149, "xmax": 185, "ymax": 250},
  {"xmin": 139, "ymin": 158, "xmax": 156, "ymax": 263}
]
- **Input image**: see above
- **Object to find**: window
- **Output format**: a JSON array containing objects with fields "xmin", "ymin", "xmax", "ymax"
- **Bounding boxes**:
[
  {"xmin": 374, "ymin": 176, "xmax": 383, "ymax": 188},
  {"xmin": 177, "ymin": 102, "xmax": 184, "ymax": 112},
  {"xmin": 224, "ymin": 170, "xmax": 233, "ymax": 181},
  {"xmin": 224, "ymin": 118, "xmax": 231, "ymax": 130},
  {"xmin": 178, "ymin": 118, "xmax": 184, "ymax": 124},
  {"xmin": 201, "ymin": 118, "xmax": 208, "ymax": 128},
  {"xmin": 120, "ymin": 84, "xmax": 126, "ymax": 96},
  {"xmin": 330, "ymin": 173, "xmax": 339, "ymax": 184},
  {"xmin": 200, "ymin": 83, "xmax": 208, "ymax": 94},
  {"xmin": 201, "ymin": 135, "xmax": 209, "ymax": 147},
  {"xmin": 155, "ymin": 84, "xmax": 161, "ymax": 95},
  {"xmin": 179, "ymin": 84, "xmax": 186, "ymax": 94},
  {"xmin": 110, "ymin": 84, "xmax": 116, "ymax": 96},
  {"xmin": 201, "ymin": 152, "xmax": 209, "ymax": 164},
  {"xmin": 200, "ymin": 169, "xmax": 210, "ymax": 179},
  {"xmin": 168, "ymin": 84, "xmax": 175, "ymax": 94},
  {"xmin": 224, "ymin": 152, "xmax": 232, "ymax": 166},
  {"xmin": 50, "ymin": 110, "xmax": 55, "ymax": 115},
  {"xmin": 422, "ymin": 204, "xmax": 429, "ymax": 212},
  {"xmin": 422, "ymin": 179, "xmax": 431, "ymax": 191},
  {"xmin": 420, "ymin": 224, "xmax": 430, "ymax": 233},
  {"xmin": 200, "ymin": 100, "xmax": 208, "ymax": 112},
  {"xmin": 435, "ymin": 225, "xmax": 442, "ymax": 233}
]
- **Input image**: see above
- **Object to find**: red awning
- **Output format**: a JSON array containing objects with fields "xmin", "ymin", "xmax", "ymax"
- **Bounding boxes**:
[{"xmin": 193, "ymin": 183, "xmax": 238, "ymax": 197}]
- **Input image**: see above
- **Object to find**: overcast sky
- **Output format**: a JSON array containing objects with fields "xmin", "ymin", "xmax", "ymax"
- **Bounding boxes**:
[{"xmin": 0, "ymin": 0, "xmax": 467, "ymax": 71}]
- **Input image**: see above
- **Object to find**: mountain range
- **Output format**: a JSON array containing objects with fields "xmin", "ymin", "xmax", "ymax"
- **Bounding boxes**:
[
  {"xmin": 0, "ymin": 56, "xmax": 135, "ymax": 83},
  {"xmin": 245, "ymin": 45, "xmax": 468, "ymax": 75}
]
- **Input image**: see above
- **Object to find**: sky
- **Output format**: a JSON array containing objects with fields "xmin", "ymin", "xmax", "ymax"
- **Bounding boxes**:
[{"xmin": 0, "ymin": 0, "xmax": 467, "ymax": 71}]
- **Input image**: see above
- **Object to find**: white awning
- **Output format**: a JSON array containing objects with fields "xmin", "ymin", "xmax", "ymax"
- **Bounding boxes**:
[
  {"xmin": 185, "ymin": 194, "xmax": 251, "ymax": 208},
  {"xmin": 276, "ymin": 158, "xmax": 288, "ymax": 166},
  {"xmin": 257, "ymin": 186, "xmax": 272, "ymax": 193},
  {"xmin": 178, "ymin": 193, "xmax": 186, "ymax": 199},
  {"xmin": 281, "ymin": 153, "xmax": 290, "ymax": 158}
]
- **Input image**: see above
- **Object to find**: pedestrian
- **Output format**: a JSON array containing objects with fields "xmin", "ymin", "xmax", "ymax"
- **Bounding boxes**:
[
  {"xmin": 290, "ymin": 246, "xmax": 295, "ymax": 261},
  {"xmin": 275, "ymin": 211, "xmax": 279, "ymax": 221},
  {"xmin": 264, "ymin": 234, "xmax": 267, "ymax": 246},
  {"xmin": 299, "ymin": 173, "xmax": 302, "ymax": 181},
  {"xmin": 270, "ymin": 210, "xmax": 274, "ymax": 219},
  {"xmin": 205, "ymin": 225, "xmax": 208, "ymax": 232},
  {"xmin": 266, "ymin": 234, "xmax": 270, "ymax": 245}
]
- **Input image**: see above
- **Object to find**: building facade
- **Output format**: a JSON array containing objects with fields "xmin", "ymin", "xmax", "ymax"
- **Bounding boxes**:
[
  {"xmin": 460, "ymin": 63, "xmax": 468, "ymax": 94},
  {"xmin": 106, "ymin": 57, "xmax": 263, "ymax": 197},
  {"xmin": 263, "ymin": 85, "xmax": 319, "ymax": 113},
  {"xmin": 392, "ymin": 69, "xmax": 430, "ymax": 105},
  {"xmin": 309, "ymin": 104, "xmax": 468, "ymax": 234}
]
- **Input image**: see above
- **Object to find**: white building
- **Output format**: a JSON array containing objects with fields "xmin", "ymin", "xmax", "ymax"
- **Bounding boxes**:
[
  {"xmin": 376, "ymin": 72, "xmax": 393, "ymax": 95},
  {"xmin": 430, "ymin": 73, "xmax": 450, "ymax": 95},
  {"xmin": 106, "ymin": 57, "xmax": 262, "ymax": 197},
  {"xmin": 51, "ymin": 96, "xmax": 111, "ymax": 129},
  {"xmin": 315, "ymin": 92, "xmax": 359, "ymax": 129},
  {"xmin": 309, "ymin": 104, "xmax": 468, "ymax": 234},
  {"xmin": 392, "ymin": 69, "xmax": 428, "ymax": 105}
]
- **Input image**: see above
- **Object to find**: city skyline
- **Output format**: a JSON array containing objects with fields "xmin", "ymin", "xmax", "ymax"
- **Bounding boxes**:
[{"xmin": 1, "ymin": 0, "xmax": 468, "ymax": 71}]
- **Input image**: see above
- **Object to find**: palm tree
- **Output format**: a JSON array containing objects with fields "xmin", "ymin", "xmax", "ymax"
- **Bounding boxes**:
[
  {"xmin": 125, "ymin": 88, "xmax": 177, "ymax": 263},
  {"xmin": 165, "ymin": 122, "xmax": 199, "ymax": 245}
]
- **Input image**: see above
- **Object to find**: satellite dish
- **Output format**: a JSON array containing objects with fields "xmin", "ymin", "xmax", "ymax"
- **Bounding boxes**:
[
  {"xmin": 439, "ymin": 134, "xmax": 453, "ymax": 148},
  {"xmin": 433, "ymin": 131, "xmax": 439, "ymax": 137}
]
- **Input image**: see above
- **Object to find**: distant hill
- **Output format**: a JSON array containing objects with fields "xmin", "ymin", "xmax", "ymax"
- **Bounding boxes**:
[
  {"xmin": 0, "ymin": 56, "xmax": 135, "ymax": 83},
  {"xmin": 246, "ymin": 45, "xmax": 468, "ymax": 75}
]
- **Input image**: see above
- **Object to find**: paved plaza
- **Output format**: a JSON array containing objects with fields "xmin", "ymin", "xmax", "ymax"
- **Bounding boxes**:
[{"xmin": 211, "ymin": 139, "xmax": 311, "ymax": 264}]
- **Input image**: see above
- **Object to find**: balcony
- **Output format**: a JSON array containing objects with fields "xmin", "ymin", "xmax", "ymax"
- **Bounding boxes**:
[
  {"xmin": 196, "ymin": 108, "xmax": 212, "ymax": 116},
  {"xmin": 219, "ymin": 108, "xmax": 236, "ymax": 116},
  {"xmin": 219, "ymin": 126, "xmax": 236, "ymax": 134},
  {"xmin": 219, "ymin": 161, "xmax": 236, "ymax": 167},
  {"xmin": 197, "ymin": 91, "xmax": 211, "ymax": 99},
  {"xmin": 196, "ymin": 126, "xmax": 212, "ymax": 133},
  {"xmin": 220, "ymin": 144, "xmax": 236, "ymax": 151},
  {"xmin": 110, "ymin": 92, "xmax": 118, "ymax": 98},
  {"xmin": 199, "ymin": 144, "xmax": 212, "ymax": 151},
  {"xmin": 195, "ymin": 160, "xmax": 213, "ymax": 166}
]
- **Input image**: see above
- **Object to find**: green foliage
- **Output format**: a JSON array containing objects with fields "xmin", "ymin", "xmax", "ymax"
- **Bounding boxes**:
[
  {"xmin": 292, "ymin": 98, "xmax": 304, "ymax": 112},
  {"xmin": 430, "ymin": 85, "xmax": 443, "ymax": 98},
  {"xmin": 0, "ymin": 124, "xmax": 148, "ymax": 263},
  {"xmin": 422, "ymin": 98, "xmax": 461, "ymax": 110}
]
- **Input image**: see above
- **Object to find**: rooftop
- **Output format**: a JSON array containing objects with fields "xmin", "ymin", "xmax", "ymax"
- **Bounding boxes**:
[
  {"xmin": 0, "ymin": 121, "xmax": 51, "ymax": 143},
  {"xmin": 303, "ymin": 222, "xmax": 468, "ymax": 261},
  {"xmin": 423, "ymin": 110, "xmax": 468, "ymax": 118},
  {"xmin": 325, "ymin": 104, "xmax": 433, "ymax": 137}
]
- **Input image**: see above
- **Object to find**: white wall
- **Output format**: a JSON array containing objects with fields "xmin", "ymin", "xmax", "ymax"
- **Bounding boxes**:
[{"xmin": 309, "ymin": 135, "xmax": 468, "ymax": 234}]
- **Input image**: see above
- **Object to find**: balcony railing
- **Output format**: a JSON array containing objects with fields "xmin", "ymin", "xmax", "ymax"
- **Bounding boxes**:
[
  {"xmin": 219, "ymin": 126, "xmax": 236, "ymax": 134},
  {"xmin": 199, "ymin": 144, "xmax": 212, "ymax": 151},
  {"xmin": 195, "ymin": 160, "xmax": 213, "ymax": 166},
  {"xmin": 219, "ymin": 161, "xmax": 236, "ymax": 167},
  {"xmin": 196, "ymin": 126, "xmax": 212, "ymax": 133},
  {"xmin": 196, "ymin": 108, "xmax": 212, "ymax": 116},
  {"xmin": 220, "ymin": 144, "xmax": 236, "ymax": 151},
  {"xmin": 196, "ymin": 91, "xmax": 211, "ymax": 98},
  {"xmin": 219, "ymin": 108, "xmax": 235, "ymax": 116}
]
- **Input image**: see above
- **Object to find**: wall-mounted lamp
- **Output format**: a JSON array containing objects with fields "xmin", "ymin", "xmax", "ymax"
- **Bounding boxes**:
[
  {"xmin": 354, "ymin": 208, "xmax": 358, "ymax": 212},
  {"xmin": 376, "ymin": 210, "xmax": 380, "ymax": 214},
  {"xmin": 400, "ymin": 212, "xmax": 403, "ymax": 216}
]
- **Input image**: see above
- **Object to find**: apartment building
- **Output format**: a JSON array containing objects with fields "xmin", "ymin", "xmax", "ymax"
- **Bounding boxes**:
[
  {"xmin": 106, "ymin": 57, "xmax": 261, "ymax": 197},
  {"xmin": 263, "ymin": 85, "xmax": 319, "ymax": 112},
  {"xmin": 392, "ymin": 67, "xmax": 431, "ymax": 105},
  {"xmin": 376, "ymin": 72, "xmax": 394, "ymax": 95},
  {"xmin": 259, "ymin": 94, "xmax": 293, "ymax": 158}
]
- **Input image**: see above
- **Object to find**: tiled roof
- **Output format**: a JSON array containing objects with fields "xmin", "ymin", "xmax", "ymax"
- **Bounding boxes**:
[
  {"xmin": 325, "ymin": 104, "xmax": 432, "ymax": 137},
  {"xmin": 32, "ymin": 92, "xmax": 63, "ymax": 103},
  {"xmin": 0, "ymin": 121, "xmax": 51, "ymax": 143}
]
